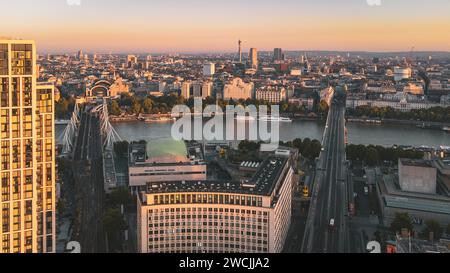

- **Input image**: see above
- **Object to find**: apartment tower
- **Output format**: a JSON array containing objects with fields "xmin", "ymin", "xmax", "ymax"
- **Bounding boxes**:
[{"xmin": 0, "ymin": 39, "xmax": 55, "ymax": 253}]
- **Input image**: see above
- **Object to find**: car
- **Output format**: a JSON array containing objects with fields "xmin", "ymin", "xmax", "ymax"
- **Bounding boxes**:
[{"xmin": 329, "ymin": 218, "xmax": 336, "ymax": 231}]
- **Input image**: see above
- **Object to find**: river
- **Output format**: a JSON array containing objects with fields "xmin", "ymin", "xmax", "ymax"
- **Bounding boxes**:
[{"xmin": 55, "ymin": 119, "xmax": 450, "ymax": 148}]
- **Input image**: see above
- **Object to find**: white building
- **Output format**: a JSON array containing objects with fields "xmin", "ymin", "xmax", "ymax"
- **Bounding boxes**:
[
  {"xmin": 137, "ymin": 156, "xmax": 294, "ymax": 253},
  {"xmin": 203, "ymin": 63, "xmax": 215, "ymax": 77},
  {"xmin": 223, "ymin": 78, "xmax": 254, "ymax": 100},
  {"xmin": 255, "ymin": 87, "xmax": 287, "ymax": 103}
]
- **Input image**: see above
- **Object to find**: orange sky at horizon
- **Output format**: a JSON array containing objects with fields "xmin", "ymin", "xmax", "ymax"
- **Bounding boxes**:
[{"xmin": 2, "ymin": 0, "xmax": 450, "ymax": 53}]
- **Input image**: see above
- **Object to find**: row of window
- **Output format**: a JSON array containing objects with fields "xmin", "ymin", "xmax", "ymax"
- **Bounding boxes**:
[{"xmin": 152, "ymin": 193, "xmax": 264, "ymax": 207}]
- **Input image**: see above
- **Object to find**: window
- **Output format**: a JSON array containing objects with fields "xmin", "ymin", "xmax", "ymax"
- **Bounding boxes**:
[
  {"xmin": 11, "ymin": 44, "xmax": 33, "ymax": 75},
  {"xmin": 0, "ymin": 44, "xmax": 8, "ymax": 75}
]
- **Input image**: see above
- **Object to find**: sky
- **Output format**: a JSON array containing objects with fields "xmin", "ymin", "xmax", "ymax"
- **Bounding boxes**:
[{"xmin": 1, "ymin": 0, "xmax": 450, "ymax": 53}]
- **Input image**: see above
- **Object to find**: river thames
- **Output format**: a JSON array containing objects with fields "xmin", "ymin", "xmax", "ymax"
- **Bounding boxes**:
[{"xmin": 56, "ymin": 119, "xmax": 450, "ymax": 148}]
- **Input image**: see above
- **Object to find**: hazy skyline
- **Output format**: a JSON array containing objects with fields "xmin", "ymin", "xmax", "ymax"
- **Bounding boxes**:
[{"xmin": 2, "ymin": 0, "xmax": 450, "ymax": 53}]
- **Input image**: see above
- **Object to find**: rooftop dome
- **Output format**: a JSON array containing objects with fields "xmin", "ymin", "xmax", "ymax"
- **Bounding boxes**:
[{"xmin": 146, "ymin": 138, "xmax": 188, "ymax": 163}]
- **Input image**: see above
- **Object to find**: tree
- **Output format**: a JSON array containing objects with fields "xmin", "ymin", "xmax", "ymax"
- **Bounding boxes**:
[
  {"xmin": 109, "ymin": 187, "xmax": 132, "ymax": 207},
  {"xmin": 390, "ymin": 212, "xmax": 413, "ymax": 233},
  {"xmin": 109, "ymin": 100, "xmax": 122, "ymax": 116},
  {"xmin": 103, "ymin": 208, "xmax": 127, "ymax": 235},
  {"xmin": 365, "ymin": 147, "xmax": 379, "ymax": 166},
  {"xmin": 131, "ymin": 101, "xmax": 142, "ymax": 115},
  {"xmin": 308, "ymin": 140, "xmax": 322, "ymax": 159},
  {"xmin": 318, "ymin": 100, "xmax": 329, "ymax": 115},
  {"xmin": 292, "ymin": 138, "xmax": 303, "ymax": 151},
  {"xmin": 142, "ymin": 98, "xmax": 154, "ymax": 114},
  {"xmin": 422, "ymin": 220, "xmax": 443, "ymax": 240}
]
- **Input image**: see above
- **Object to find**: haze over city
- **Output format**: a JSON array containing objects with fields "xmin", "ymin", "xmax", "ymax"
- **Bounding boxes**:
[{"xmin": 2, "ymin": 0, "xmax": 450, "ymax": 53}]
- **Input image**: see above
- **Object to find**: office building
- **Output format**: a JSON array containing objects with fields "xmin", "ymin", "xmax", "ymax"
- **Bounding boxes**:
[
  {"xmin": 137, "ymin": 155, "xmax": 294, "ymax": 253},
  {"xmin": 249, "ymin": 48, "xmax": 258, "ymax": 70},
  {"xmin": 273, "ymin": 48, "xmax": 284, "ymax": 62},
  {"xmin": 1, "ymin": 40, "xmax": 56, "ymax": 253},
  {"xmin": 223, "ymin": 78, "xmax": 254, "ymax": 100}
]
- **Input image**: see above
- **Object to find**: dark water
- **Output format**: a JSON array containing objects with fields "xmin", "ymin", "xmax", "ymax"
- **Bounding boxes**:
[{"xmin": 55, "ymin": 119, "xmax": 450, "ymax": 148}]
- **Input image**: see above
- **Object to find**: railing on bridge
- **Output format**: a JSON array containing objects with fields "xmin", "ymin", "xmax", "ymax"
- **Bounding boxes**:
[
  {"xmin": 92, "ymin": 99, "xmax": 123, "ymax": 193},
  {"xmin": 58, "ymin": 103, "xmax": 81, "ymax": 156}
]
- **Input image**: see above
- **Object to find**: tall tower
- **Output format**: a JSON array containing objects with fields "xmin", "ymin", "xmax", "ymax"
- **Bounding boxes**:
[
  {"xmin": 0, "ymin": 39, "xmax": 56, "ymax": 253},
  {"xmin": 249, "ymin": 48, "xmax": 258, "ymax": 70},
  {"xmin": 238, "ymin": 39, "xmax": 242, "ymax": 63}
]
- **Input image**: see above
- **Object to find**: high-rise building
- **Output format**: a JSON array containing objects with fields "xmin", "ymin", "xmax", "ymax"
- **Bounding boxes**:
[
  {"xmin": 137, "ymin": 155, "xmax": 295, "ymax": 253},
  {"xmin": 202, "ymin": 63, "xmax": 215, "ymax": 77},
  {"xmin": 273, "ymin": 48, "xmax": 284, "ymax": 62},
  {"xmin": 0, "ymin": 40, "xmax": 56, "ymax": 253},
  {"xmin": 249, "ymin": 48, "xmax": 258, "ymax": 70},
  {"xmin": 77, "ymin": 49, "xmax": 83, "ymax": 60}
]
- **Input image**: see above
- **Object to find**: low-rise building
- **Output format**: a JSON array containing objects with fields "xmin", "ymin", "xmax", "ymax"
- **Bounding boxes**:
[{"xmin": 128, "ymin": 140, "xmax": 207, "ymax": 191}]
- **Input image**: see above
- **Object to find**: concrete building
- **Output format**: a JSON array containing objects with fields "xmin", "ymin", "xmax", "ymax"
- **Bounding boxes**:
[
  {"xmin": 128, "ymin": 140, "xmax": 207, "ymax": 190},
  {"xmin": 223, "ymin": 78, "xmax": 254, "ymax": 101},
  {"xmin": 137, "ymin": 155, "xmax": 294, "ymax": 253},
  {"xmin": 376, "ymin": 173, "xmax": 450, "ymax": 229},
  {"xmin": 203, "ymin": 63, "xmax": 215, "ymax": 77},
  {"xmin": 249, "ymin": 48, "xmax": 258, "ymax": 70},
  {"xmin": 399, "ymin": 159, "xmax": 437, "ymax": 194},
  {"xmin": 255, "ymin": 87, "xmax": 287, "ymax": 103},
  {"xmin": 181, "ymin": 80, "xmax": 213, "ymax": 99},
  {"xmin": 434, "ymin": 159, "xmax": 450, "ymax": 197},
  {"xmin": 1, "ymin": 40, "xmax": 56, "ymax": 253}
]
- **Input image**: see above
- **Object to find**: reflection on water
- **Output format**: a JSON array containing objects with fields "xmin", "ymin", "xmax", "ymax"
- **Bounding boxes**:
[{"xmin": 55, "ymin": 119, "xmax": 450, "ymax": 148}]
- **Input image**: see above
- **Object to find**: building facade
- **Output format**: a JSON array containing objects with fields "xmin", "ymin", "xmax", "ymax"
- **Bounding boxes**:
[
  {"xmin": 255, "ymin": 87, "xmax": 287, "ymax": 103},
  {"xmin": 223, "ymin": 78, "xmax": 254, "ymax": 101},
  {"xmin": 0, "ymin": 40, "xmax": 55, "ymax": 253},
  {"xmin": 137, "ymin": 156, "xmax": 294, "ymax": 253}
]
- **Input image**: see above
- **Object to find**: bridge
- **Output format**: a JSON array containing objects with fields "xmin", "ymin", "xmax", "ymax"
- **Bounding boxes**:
[
  {"xmin": 58, "ymin": 99, "xmax": 122, "ymax": 192},
  {"xmin": 58, "ymin": 99, "xmax": 122, "ymax": 252},
  {"xmin": 301, "ymin": 91, "xmax": 350, "ymax": 253}
]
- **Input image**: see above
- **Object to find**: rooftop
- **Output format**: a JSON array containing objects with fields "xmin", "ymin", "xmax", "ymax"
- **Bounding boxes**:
[
  {"xmin": 400, "ymin": 158, "xmax": 434, "ymax": 168},
  {"xmin": 145, "ymin": 156, "xmax": 289, "ymax": 196}
]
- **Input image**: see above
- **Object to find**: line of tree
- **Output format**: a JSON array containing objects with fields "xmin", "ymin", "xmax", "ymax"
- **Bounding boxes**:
[
  {"xmin": 103, "ymin": 187, "xmax": 132, "ymax": 253},
  {"xmin": 281, "ymin": 138, "xmax": 323, "ymax": 160},
  {"xmin": 346, "ymin": 144, "xmax": 424, "ymax": 166},
  {"xmin": 347, "ymin": 105, "xmax": 450, "ymax": 123},
  {"xmin": 108, "ymin": 93, "xmax": 324, "ymax": 116},
  {"xmin": 390, "ymin": 213, "xmax": 449, "ymax": 241}
]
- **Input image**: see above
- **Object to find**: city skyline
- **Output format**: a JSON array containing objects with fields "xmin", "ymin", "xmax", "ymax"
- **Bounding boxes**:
[{"xmin": 2, "ymin": 0, "xmax": 450, "ymax": 53}]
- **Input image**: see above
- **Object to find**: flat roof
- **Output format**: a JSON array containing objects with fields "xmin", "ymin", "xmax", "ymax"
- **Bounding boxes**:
[
  {"xmin": 145, "ymin": 156, "xmax": 289, "ymax": 196},
  {"xmin": 400, "ymin": 158, "xmax": 434, "ymax": 168},
  {"xmin": 379, "ymin": 174, "xmax": 450, "ymax": 215}
]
